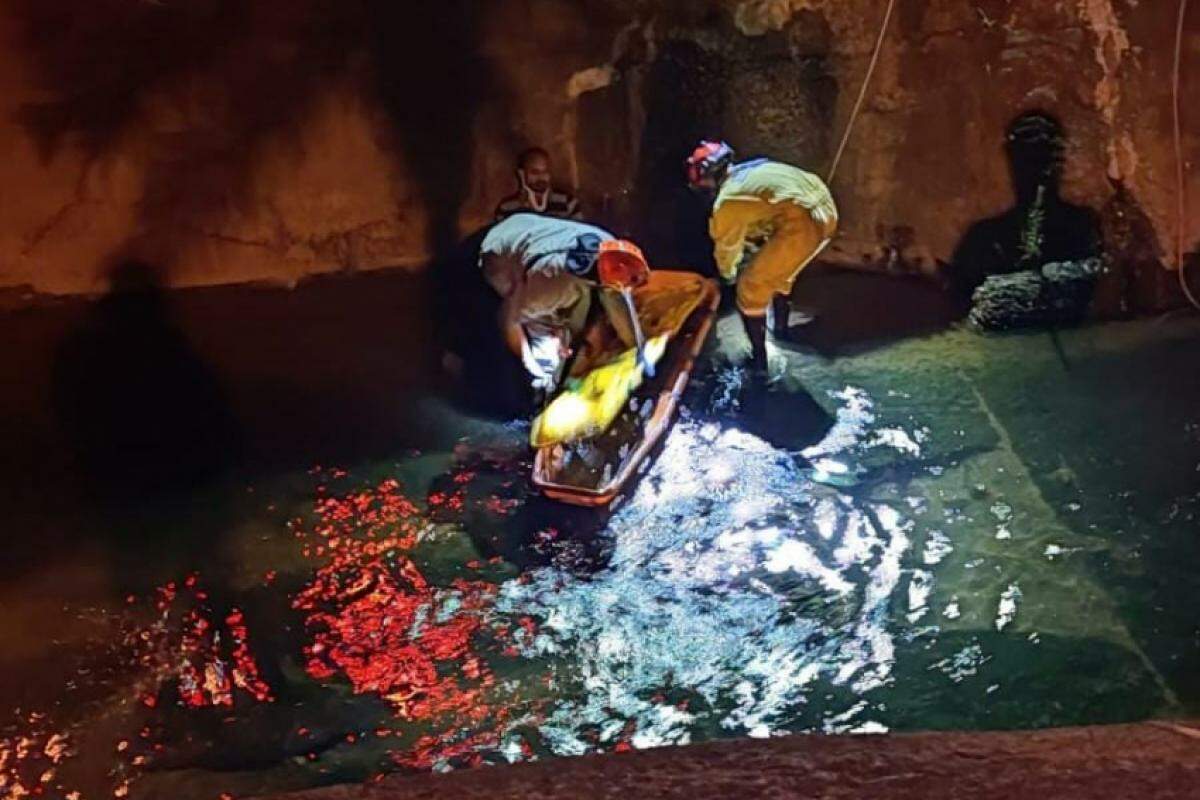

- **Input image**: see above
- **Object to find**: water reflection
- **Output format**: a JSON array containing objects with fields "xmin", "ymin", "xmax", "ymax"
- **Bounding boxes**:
[
  {"xmin": 6, "ymin": 317, "xmax": 1197, "ymax": 799},
  {"xmin": 498, "ymin": 385, "xmax": 925, "ymax": 751}
]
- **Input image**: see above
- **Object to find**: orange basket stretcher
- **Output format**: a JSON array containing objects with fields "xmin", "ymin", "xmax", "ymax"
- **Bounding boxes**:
[{"xmin": 531, "ymin": 271, "xmax": 720, "ymax": 507}]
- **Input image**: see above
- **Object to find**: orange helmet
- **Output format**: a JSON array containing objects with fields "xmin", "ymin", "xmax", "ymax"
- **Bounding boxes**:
[{"xmin": 597, "ymin": 239, "xmax": 650, "ymax": 289}]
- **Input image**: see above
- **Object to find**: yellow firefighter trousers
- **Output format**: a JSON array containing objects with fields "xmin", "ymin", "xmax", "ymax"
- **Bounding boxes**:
[{"xmin": 736, "ymin": 204, "xmax": 835, "ymax": 317}]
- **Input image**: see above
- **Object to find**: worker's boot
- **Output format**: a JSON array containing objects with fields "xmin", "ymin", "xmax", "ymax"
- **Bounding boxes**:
[{"xmin": 741, "ymin": 311, "xmax": 769, "ymax": 373}]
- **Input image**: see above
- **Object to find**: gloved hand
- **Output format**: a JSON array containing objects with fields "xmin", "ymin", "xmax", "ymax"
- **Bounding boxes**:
[{"xmin": 522, "ymin": 331, "xmax": 568, "ymax": 393}]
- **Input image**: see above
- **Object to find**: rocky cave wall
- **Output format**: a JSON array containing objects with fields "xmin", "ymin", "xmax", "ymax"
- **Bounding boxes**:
[{"xmin": 0, "ymin": 0, "xmax": 1195, "ymax": 309}]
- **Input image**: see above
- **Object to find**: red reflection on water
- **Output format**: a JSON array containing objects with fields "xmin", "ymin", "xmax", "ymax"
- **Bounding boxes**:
[
  {"xmin": 133, "ymin": 575, "xmax": 273, "ymax": 709},
  {"xmin": 293, "ymin": 474, "xmax": 538, "ymax": 771},
  {"xmin": 0, "ymin": 714, "xmax": 78, "ymax": 799},
  {"xmin": 4, "ymin": 467, "xmax": 540, "ymax": 798},
  {"xmin": 1, "ymin": 575, "xmax": 279, "ymax": 798}
]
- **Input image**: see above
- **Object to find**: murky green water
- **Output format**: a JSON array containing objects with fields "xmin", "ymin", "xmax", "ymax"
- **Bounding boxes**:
[{"xmin": 3, "ymin": 317, "xmax": 1199, "ymax": 799}]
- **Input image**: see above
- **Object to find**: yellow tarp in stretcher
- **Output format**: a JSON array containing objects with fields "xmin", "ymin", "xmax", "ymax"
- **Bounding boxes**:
[{"xmin": 530, "ymin": 271, "xmax": 708, "ymax": 448}]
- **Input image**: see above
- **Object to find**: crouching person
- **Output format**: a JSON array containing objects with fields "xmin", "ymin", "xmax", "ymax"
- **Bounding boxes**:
[
  {"xmin": 686, "ymin": 140, "xmax": 838, "ymax": 373},
  {"xmin": 478, "ymin": 213, "xmax": 641, "ymax": 404}
]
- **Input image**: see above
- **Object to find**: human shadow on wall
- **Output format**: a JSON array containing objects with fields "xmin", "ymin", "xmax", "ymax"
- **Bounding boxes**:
[
  {"xmin": 948, "ymin": 111, "xmax": 1102, "ymax": 311},
  {"xmin": 49, "ymin": 260, "xmax": 244, "ymax": 598},
  {"xmin": 39, "ymin": 264, "xmax": 274, "ymax": 709},
  {"xmin": 52, "ymin": 260, "xmax": 243, "ymax": 503},
  {"xmin": 15, "ymin": 0, "xmax": 517, "ymax": 465}
]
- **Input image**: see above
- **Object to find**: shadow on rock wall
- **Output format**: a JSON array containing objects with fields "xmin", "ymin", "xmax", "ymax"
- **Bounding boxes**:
[
  {"xmin": 630, "ymin": 12, "xmax": 836, "ymax": 275},
  {"xmin": 948, "ymin": 111, "xmax": 1102, "ymax": 311},
  {"xmin": 366, "ymin": 0, "xmax": 509, "ymax": 255},
  {"xmin": 631, "ymin": 39, "xmax": 726, "ymax": 276},
  {"xmin": 13, "ymin": 0, "xmax": 507, "ymax": 269},
  {"xmin": 51, "ymin": 260, "xmax": 243, "ymax": 504},
  {"xmin": 429, "ymin": 224, "xmax": 539, "ymax": 419},
  {"xmin": 48, "ymin": 259, "xmax": 243, "ymax": 601}
]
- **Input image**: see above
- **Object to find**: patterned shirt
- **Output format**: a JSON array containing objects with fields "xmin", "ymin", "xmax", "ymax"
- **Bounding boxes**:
[{"xmin": 494, "ymin": 188, "xmax": 582, "ymax": 222}]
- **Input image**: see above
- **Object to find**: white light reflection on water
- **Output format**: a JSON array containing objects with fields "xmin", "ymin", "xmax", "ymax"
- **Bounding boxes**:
[
  {"xmin": 498, "ymin": 387, "xmax": 918, "ymax": 752},
  {"xmin": 995, "ymin": 583, "xmax": 1023, "ymax": 631}
]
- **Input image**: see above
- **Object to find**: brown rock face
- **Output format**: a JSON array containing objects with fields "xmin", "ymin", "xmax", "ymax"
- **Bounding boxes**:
[
  {"xmin": 265, "ymin": 722, "xmax": 1200, "ymax": 800},
  {"xmin": 0, "ymin": 0, "xmax": 1195, "ymax": 311}
]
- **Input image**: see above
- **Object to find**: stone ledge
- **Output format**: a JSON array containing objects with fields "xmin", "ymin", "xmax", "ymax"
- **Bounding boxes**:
[{"xmin": 266, "ymin": 722, "xmax": 1200, "ymax": 800}]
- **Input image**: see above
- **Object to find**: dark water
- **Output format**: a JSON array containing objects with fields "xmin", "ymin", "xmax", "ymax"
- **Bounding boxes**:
[{"xmin": 2, "ymin": 318, "xmax": 1199, "ymax": 799}]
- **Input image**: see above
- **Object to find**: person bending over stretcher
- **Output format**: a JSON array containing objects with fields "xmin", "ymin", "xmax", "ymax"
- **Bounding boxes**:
[
  {"xmin": 478, "ymin": 213, "xmax": 644, "ymax": 398},
  {"xmin": 686, "ymin": 141, "xmax": 838, "ymax": 372}
]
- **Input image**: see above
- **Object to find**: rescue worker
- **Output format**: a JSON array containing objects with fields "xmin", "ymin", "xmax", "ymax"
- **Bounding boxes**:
[
  {"xmin": 686, "ymin": 141, "xmax": 838, "ymax": 372},
  {"xmin": 494, "ymin": 147, "xmax": 582, "ymax": 222},
  {"xmin": 478, "ymin": 212, "xmax": 642, "ymax": 398}
]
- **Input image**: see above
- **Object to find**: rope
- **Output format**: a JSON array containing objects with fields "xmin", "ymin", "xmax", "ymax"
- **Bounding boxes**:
[
  {"xmin": 823, "ymin": 0, "xmax": 1193, "ymax": 312},
  {"xmin": 1174, "ymin": 0, "xmax": 1200, "ymax": 309},
  {"xmin": 826, "ymin": 0, "xmax": 897, "ymax": 183}
]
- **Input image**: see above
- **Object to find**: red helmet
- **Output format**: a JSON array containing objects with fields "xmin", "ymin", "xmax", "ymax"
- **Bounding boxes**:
[{"xmin": 686, "ymin": 140, "xmax": 735, "ymax": 186}]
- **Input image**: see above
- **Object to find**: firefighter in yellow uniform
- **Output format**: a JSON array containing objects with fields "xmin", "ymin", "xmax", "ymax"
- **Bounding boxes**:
[{"xmin": 686, "ymin": 141, "xmax": 838, "ymax": 371}]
